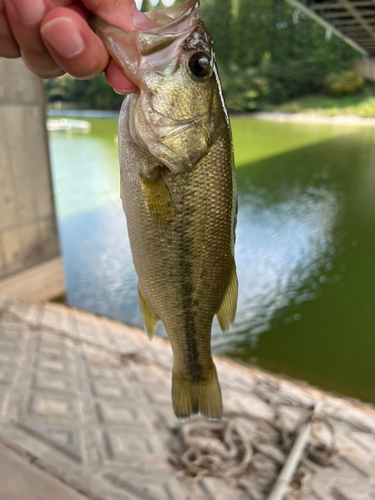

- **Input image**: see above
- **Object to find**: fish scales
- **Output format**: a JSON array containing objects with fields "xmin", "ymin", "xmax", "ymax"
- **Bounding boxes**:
[{"xmin": 92, "ymin": 0, "xmax": 238, "ymax": 419}]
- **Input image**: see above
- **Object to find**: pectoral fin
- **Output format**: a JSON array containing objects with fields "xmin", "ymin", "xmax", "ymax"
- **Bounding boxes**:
[
  {"xmin": 138, "ymin": 284, "xmax": 159, "ymax": 341},
  {"xmin": 216, "ymin": 261, "xmax": 238, "ymax": 334},
  {"xmin": 141, "ymin": 168, "xmax": 175, "ymax": 225}
]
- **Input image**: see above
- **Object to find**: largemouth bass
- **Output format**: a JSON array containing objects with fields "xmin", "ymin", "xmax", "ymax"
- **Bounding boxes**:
[{"xmin": 92, "ymin": 0, "xmax": 238, "ymax": 419}]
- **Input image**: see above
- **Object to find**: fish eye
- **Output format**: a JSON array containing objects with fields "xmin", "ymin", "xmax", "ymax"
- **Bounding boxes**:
[{"xmin": 188, "ymin": 53, "xmax": 211, "ymax": 79}]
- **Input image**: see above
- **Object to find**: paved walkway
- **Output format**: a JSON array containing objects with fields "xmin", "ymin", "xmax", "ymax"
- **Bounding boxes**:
[{"xmin": 0, "ymin": 296, "xmax": 375, "ymax": 499}]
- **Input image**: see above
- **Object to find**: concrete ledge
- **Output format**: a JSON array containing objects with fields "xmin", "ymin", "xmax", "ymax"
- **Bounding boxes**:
[{"xmin": 0, "ymin": 257, "xmax": 65, "ymax": 301}]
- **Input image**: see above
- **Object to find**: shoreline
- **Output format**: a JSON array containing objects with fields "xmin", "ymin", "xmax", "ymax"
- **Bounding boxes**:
[
  {"xmin": 245, "ymin": 110, "xmax": 375, "ymax": 126},
  {"xmin": 47, "ymin": 108, "xmax": 375, "ymax": 126}
]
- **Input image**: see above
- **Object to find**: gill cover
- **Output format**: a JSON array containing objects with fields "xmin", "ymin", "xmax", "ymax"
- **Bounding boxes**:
[{"xmin": 91, "ymin": 0, "xmax": 216, "ymax": 173}]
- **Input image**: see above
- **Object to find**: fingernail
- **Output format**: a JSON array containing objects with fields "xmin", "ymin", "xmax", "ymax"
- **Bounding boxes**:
[
  {"xmin": 13, "ymin": 0, "xmax": 45, "ymax": 25},
  {"xmin": 41, "ymin": 18, "xmax": 84, "ymax": 59},
  {"xmin": 113, "ymin": 87, "xmax": 135, "ymax": 95},
  {"xmin": 39, "ymin": 67, "xmax": 65, "ymax": 79}
]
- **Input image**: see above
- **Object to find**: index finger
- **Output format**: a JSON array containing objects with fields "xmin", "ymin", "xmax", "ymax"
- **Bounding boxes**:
[
  {"xmin": 81, "ymin": 0, "xmax": 139, "ymax": 31},
  {"xmin": 80, "ymin": 0, "xmax": 154, "ymax": 92}
]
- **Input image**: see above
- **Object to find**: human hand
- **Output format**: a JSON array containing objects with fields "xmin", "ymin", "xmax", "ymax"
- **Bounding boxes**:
[{"xmin": 0, "ymin": 0, "xmax": 154, "ymax": 93}]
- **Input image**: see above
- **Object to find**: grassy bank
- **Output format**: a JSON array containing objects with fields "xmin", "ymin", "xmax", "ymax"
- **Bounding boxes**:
[{"xmin": 278, "ymin": 91, "xmax": 375, "ymax": 118}]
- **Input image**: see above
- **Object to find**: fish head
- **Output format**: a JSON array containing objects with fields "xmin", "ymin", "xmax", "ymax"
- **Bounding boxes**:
[{"xmin": 91, "ymin": 0, "xmax": 218, "ymax": 173}]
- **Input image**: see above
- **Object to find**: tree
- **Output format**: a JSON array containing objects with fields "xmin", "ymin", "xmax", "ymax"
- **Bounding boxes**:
[
  {"xmin": 45, "ymin": 0, "xmax": 360, "ymax": 111},
  {"xmin": 201, "ymin": 0, "xmax": 233, "ymax": 67},
  {"xmin": 232, "ymin": 0, "xmax": 276, "ymax": 68},
  {"xmin": 45, "ymin": 74, "xmax": 124, "ymax": 110}
]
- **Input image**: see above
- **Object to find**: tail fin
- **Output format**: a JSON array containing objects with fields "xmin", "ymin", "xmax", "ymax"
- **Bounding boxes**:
[{"xmin": 172, "ymin": 366, "xmax": 222, "ymax": 420}]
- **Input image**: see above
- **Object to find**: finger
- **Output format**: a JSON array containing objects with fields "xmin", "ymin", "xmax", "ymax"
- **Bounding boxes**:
[
  {"xmin": 0, "ymin": 6, "xmax": 20, "ymax": 57},
  {"xmin": 105, "ymin": 58, "xmax": 137, "ymax": 94},
  {"xmin": 81, "ymin": 0, "xmax": 154, "ymax": 32},
  {"xmin": 82, "ymin": 0, "xmax": 137, "ymax": 31},
  {"xmin": 81, "ymin": 0, "xmax": 154, "ymax": 90},
  {"xmin": 41, "ymin": 7, "xmax": 109, "ymax": 80},
  {"xmin": 4, "ymin": 0, "xmax": 64, "ymax": 78}
]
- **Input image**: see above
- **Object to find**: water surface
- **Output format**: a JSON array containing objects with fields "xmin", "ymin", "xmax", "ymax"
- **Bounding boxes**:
[{"xmin": 49, "ymin": 116, "xmax": 375, "ymax": 404}]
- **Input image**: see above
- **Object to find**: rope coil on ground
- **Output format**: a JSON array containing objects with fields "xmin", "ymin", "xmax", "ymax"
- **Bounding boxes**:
[{"xmin": 168, "ymin": 381, "xmax": 336, "ymax": 497}]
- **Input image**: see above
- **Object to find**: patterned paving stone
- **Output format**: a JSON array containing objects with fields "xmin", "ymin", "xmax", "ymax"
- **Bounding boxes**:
[
  {"xmin": 1, "ymin": 296, "xmax": 375, "ymax": 500},
  {"xmin": 311, "ymin": 459, "xmax": 374, "ymax": 499},
  {"xmin": 40, "ymin": 303, "xmax": 73, "ymax": 334},
  {"xmin": 223, "ymin": 388, "xmax": 275, "ymax": 421},
  {"xmin": 73, "ymin": 310, "xmax": 113, "ymax": 348},
  {"xmin": 201, "ymin": 477, "xmax": 251, "ymax": 500},
  {"xmin": 101, "ymin": 468, "xmax": 184, "ymax": 500},
  {"xmin": 5, "ymin": 298, "xmax": 42, "ymax": 325},
  {"xmin": 103, "ymin": 428, "xmax": 163, "ymax": 462},
  {"xmin": 96, "ymin": 400, "xmax": 150, "ymax": 427},
  {"xmin": 17, "ymin": 422, "xmax": 83, "ymax": 463}
]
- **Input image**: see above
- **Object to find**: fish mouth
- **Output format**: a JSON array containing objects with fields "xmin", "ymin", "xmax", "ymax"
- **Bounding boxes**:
[
  {"xmin": 91, "ymin": 1, "xmax": 209, "ymax": 174},
  {"xmin": 142, "ymin": 0, "xmax": 199, "ymax": 29},
  {"xmin": 138, "ymin": 0, "xmax": 200, "ymax": 56},
  {"xmin": 90, "ymin": 0, "xmax": 201, "ymax": 84}
]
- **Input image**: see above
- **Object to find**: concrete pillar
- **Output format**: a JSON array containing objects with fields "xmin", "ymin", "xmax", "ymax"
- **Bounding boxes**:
[
  {"xmin": 354, "ymin": 58, "xmax": 375, "ymax": 82},
  {"xmin": 0, "ymin": 59, "xmax": 65, "ymax": 301}
]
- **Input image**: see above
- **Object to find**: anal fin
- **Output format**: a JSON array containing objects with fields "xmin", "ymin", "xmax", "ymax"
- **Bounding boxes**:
[
  {"xmin": 217, "ymin": 260, "xmax": 238, "ymax": 334},
  {"xmin": 138, "ymin": 284, "xmax": 159, "ymax": 341}
]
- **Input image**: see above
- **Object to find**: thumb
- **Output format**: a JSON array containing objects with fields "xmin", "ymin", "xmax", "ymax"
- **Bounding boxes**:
[
  {"xmin": 80, "ymin": 0, "xmax": 155, "ymax": 93},
  {"xmin": 81, "ymin": 0, "xmax": 154, "ymax": 32}
]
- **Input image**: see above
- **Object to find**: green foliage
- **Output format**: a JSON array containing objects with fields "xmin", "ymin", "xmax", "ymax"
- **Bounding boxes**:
[
  {"xmin": 141, "ymin": 0, "xmax": 165, "ymax": 11},
  {"xmin": 45, "ymin": 0, "xmax": 361, "ymax": 112},
  {"xmin": 224, "ymin": 0, "xmax": 358, "ymax": 110},
  {"xmin": 219, "ymin": 64, "xmax": 269, "ymax": 111},
  {"xmin": 201, "ymin": 0, "xmax": 233, "ymax": 66},
  {"xmin": 45, "ymin": 74, "xmax": 123, "ymax": 110},
  {"xmin": 324, "ymin": 71, "xmax": 364, "ymax": 96},
  {"xmin": 265, "ymin": 60, "xmax": 326, "ymax": 104},
  {"xmin": 218, "ymin": 59, "xmax": 326, "ymax": 112},
  {"xmin": 45, "ymin": 74, "xmax": 73, "ymax": 102},
  {"xmin": 232, "ymin": 0, "xmax": 274, "ymax": 68},
  {"xmin": 141, "ymin": 0, "xmax": 153, "ymax": 12}
]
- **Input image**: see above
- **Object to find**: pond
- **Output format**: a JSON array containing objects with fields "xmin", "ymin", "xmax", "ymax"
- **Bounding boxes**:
[{"xmin": 49, "ymin": 114, "xmax": 375, "ymax": 404}]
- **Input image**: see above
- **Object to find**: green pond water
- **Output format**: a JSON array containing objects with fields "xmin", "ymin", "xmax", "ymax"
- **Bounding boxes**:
[{"xmin": 49, "ymin": 115, "xmax": 375, "ymax": 404}]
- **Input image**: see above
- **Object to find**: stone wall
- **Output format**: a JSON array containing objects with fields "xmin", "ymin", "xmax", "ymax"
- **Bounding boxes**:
[{"xmin": 0, "ymin": 59, "xmax": 65, "ymax": 299}]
